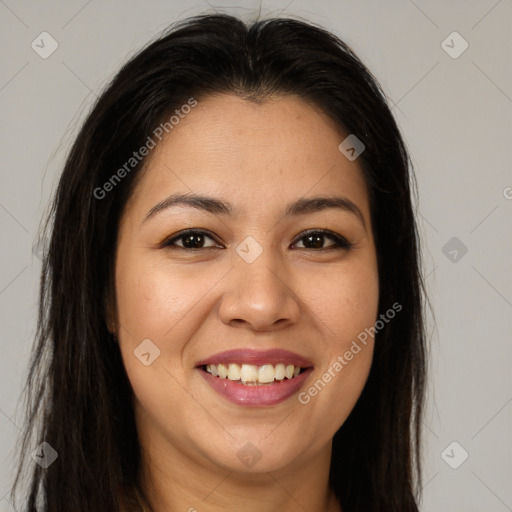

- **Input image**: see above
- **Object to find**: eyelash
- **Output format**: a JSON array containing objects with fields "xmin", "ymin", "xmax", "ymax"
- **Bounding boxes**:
[{"xmin": 161, "ymin": 228, "xmax": 353, "ymax": 252}]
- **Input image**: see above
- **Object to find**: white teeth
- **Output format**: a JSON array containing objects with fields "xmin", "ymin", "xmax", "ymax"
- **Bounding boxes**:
[
  {"xmin": 258, "ymin": 364, "xmax": 275, "ymax": 383},
  {"xmin": 218, "ymin": 364, "xmax": 228, "ymax": 379},
  {"xmin": 228, "ymin": 363, "xmax": 241, "ymax": 381},
  {"xmin": 204, "ymin": 363, "xmax": 304, "ymax": 384},
  {"xmin": 240, "ymin": 364, "xmax": 259, "ymax": 383}
]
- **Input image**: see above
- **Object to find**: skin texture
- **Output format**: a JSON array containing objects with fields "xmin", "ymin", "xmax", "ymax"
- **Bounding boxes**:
[{"xmin": 112, "ymin": 93, "xmax": 379, "ymax": 512}]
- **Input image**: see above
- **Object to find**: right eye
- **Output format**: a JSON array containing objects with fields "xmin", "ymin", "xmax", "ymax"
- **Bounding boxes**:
[{"xmin": 161, "ymin": 229, "xmax": 223, "ymax": 250}]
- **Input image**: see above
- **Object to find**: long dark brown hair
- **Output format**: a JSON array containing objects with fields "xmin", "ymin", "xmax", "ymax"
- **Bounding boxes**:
[{"xmin": 11, "ymin": 13, "xmax": 427, "ymax": 512}]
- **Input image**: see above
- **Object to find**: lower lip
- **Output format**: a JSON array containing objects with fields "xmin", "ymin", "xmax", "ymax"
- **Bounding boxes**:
[{"xmin": 198, "ymin": 368, "xmax": 313, "ymax": 407}]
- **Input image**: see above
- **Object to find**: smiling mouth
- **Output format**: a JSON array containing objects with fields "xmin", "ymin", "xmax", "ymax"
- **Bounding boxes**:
[{"xmin": 200, "ymin": 363, "xmax": 307, "ymax": 386}]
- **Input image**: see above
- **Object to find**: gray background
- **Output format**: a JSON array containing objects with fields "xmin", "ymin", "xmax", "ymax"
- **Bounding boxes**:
[{"xmin": 0, "ymin": 1, "xmax": 511, "ymax": 511}]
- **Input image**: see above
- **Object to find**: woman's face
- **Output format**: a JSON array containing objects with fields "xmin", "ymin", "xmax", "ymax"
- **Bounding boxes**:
[{"xmin": 113, "ymin": 93, "xmax": 379, "ymax": 477}]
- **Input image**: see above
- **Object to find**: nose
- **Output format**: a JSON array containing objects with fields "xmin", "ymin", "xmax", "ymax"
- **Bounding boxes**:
[{"xmin": 218, "ymin": 250, "xmax": 301, "ymax": 332}]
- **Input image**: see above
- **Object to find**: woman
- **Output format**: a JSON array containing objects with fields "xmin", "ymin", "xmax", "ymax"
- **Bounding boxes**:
[{"xmin": 11, "ymin": 13, "xmax": 427, "ymax": 512}]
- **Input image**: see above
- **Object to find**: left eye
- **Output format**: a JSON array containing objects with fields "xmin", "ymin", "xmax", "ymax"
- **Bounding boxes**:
[{"xmin": 291, "ymin": 229, "xmax": 352, "ymax": 250}]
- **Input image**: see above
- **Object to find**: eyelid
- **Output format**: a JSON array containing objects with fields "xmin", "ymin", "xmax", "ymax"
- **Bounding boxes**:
[
  {"xmin": 162, "ymin": 228, "xmax": 353, "ymax": 251},
  {"xmin": 291, "ymin": 228, "xmax": 353, "ymax": 250},
  {"xmin": 161, "ymin": 228, "xmax": 221, "ymax": 249}
]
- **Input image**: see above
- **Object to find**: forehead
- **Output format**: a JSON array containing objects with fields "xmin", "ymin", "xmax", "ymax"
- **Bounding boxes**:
[{"xmin": 127, "ymin": 93, "xmax": 370, "ymax": 221}]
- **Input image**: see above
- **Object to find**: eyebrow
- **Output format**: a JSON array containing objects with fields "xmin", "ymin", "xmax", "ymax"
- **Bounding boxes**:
[{"xmin": 143, "ymin": 192, "xmax": 366, "ymax": 229}]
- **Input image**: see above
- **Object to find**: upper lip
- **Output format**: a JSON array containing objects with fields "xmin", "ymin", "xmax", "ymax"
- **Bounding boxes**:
[{"xmin": 195, "ymin": 349, "xmax": 314, "ymax": 368}]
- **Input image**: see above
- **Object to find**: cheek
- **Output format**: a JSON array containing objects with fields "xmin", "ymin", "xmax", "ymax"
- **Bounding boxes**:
[
  {"xmin": 305, "ymin": 254, "xmax": 379, "ymax": 340},
  {"xmin": 115, "ymin": 255, "xmax": 207, "ymax": 341},
  {"xmin": 296, "ymin": 254, "xmax": 378, "ymax": 431},
  {"xmin": 114, "ymin": 257, "xmax": 203, "ymax": 420}
]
